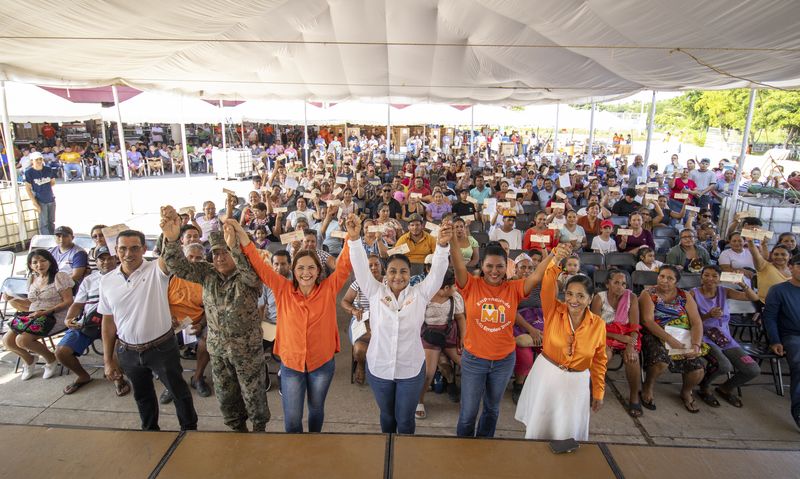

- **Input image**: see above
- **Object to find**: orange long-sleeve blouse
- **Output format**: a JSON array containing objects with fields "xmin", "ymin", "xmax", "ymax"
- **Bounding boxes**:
[
  {"xmin": 242, "ymin": 241, "xmax": 352, "ymax": 372},
  {"xmin": 540, "ymin": 261, "xmax": 608, "ymax": 400}
]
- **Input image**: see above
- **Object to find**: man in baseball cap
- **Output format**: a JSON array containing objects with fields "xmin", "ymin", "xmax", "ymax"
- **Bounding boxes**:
[
  {"xmin": 395, "ymin": 213, "xmax": 436, "ymax": 264},
  {"xmin": 23, "ymin": 150, "xmax": 58, "ymax": 235}
]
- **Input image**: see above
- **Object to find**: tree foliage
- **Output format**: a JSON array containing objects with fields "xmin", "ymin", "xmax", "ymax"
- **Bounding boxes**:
[{"xmin": 653, "ymin": 89, "xmax": 800, "ymax": 146}]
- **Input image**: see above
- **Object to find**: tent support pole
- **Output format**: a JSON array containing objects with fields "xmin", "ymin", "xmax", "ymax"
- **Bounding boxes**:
[
  {"xmin": 303, "ymin": 102, "xmax": 309, "ymax": 166},
  {"xmin": 470, "ymin": 106, "xmax": 474, "ymax": 155},
  {"xmin": 728, "ymin": 88, "xmax": 757, "ymax": 221},
  {"xmin": 111, "ymin": 85, "xmax": 134, "ymax": 215},
  {"xmin": 553, "ymin": 103, "xmax": 560, "ymax": 160},
  {"xmin": 0, "ymin": 80, "xmax": 27, "ymax": 244},
  {"xmin": 386, "ymin": 104, "xmax": 391, "ymax": 155},
  {"xmin": 587, "ymin": 100, "xmax": 596, "ymax": 162},
  {"xmin": 101, "ymin": 121, "xmax": 110, "ymax": 179},
  {"xmin": 180, "ymin": 94, "xmax": 191, "ymax": 179},
  {"xmin": 219, "ymin": 100, "xmax": 227, "ymax": 150},
  {"xmin": 643, "ymin": 90, "xmax": 657, "ymax": 172}
]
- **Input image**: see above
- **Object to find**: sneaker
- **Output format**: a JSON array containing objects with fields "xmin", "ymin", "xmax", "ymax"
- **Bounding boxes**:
[
  {"xmin": 20, "ymin": 361, "xmax": 36, "ymax": 381},
  {"xmin": 191, "ymin": 376, "xmax": 212, "ymax": 397},
  {"xmin": 42, "ymin": 360, "xmax": 59, "ymax": 379},
  {"xmin": 159, "ymin": 388, "xmax": 174, "ymax": 404},
  {"xmin": 512, "ymin": 383, "xmax": 523, "ymax": 405}
]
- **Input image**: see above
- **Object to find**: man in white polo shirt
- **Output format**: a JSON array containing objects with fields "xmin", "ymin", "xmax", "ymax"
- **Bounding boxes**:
[{"xmin": 99, "ymin": 229, "xmax": 197, "ymax": 431}]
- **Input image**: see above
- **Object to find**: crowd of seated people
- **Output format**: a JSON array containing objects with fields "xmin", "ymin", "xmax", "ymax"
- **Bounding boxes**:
[{"xmin": 2, "ymin": 140, "xmax": 800, "ymax": 436}]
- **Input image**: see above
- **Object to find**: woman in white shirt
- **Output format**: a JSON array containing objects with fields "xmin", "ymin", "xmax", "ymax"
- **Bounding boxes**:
[
  {"xmin": 347, "ymin": 215, "xmax": 453, "ymax": 434},
  {"xmin": 718, "ymin": 233, "xmax": 755, "ymax": 286}
]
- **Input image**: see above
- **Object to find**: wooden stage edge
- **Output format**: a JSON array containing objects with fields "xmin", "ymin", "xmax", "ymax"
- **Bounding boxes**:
[{"xmin": 1, "ymin": 424, "xmax": 798, "ymax": 479}]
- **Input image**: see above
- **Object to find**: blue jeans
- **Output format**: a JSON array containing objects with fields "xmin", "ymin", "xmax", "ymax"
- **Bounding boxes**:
[
  {"xmin": 38, "ymin": 201, "xmax": 56, "ymax": 235},
  {"xmin": 63, "ymin": 163, "xmax": 82, "ymax": 179},
  {"xmin": 366, "ymin": 362, "xmax": 426, "ymax": 434},
  {"xmin": 279, "ymin": 358, "xmax": 335, "ymax": 432},
  {"xmin": 457, "ymin": 349, "xmax": 515, "ymax": 438},
  {"xmin": 782, "ymin": 334, "xmax": 800, "ymax": 421}
]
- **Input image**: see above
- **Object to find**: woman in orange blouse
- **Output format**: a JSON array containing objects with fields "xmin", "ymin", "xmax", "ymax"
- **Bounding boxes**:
[
  {"xmin": 229, "ymin": 218, "xmax": 355, "ymax": 433},
  {"xmin": 514, "ymin": 244, "xmax": 608, "ymax": 441}
]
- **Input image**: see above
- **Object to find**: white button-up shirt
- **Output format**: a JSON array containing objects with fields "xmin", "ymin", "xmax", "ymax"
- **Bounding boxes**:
[
  {"xmin": 98, "ymin": 259, "xmax": 171, "ymax": 344},
  {"xmin": 348, "ymin": 239, "xmax": 449, "ymax": 380}
]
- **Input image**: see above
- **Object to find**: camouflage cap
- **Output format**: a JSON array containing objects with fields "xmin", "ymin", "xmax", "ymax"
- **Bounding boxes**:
[{"xmin": 208, "ymin": 231, "xmax": 228, "ymax": 252}]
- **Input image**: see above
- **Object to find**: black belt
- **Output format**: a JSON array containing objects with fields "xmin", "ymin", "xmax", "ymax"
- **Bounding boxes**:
[{"xmin": 118, "ymin": 330, "xmax": 174, "ymax": 352}]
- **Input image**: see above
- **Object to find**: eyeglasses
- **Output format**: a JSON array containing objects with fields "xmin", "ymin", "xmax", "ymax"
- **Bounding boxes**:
[{"xmin": 91, "ymin": 234, "xmax": 104, "ymax": 239}]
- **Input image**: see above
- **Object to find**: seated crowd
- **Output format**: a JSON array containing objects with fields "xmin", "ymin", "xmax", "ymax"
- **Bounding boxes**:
[{"xmin": 3, "ymin": 142, "xmax": 800, "ymax": 438}]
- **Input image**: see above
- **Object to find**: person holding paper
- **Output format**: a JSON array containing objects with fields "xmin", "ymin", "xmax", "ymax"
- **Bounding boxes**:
[
  {"xmin": 515, "ymin": 244, "xmax": 607, "ymax": 440},
  {"xmin": 426, "ymin": 191, "xmax": 452, "ymax": 222},
  {"xmin": 522, "ymin": 211, "xmax": 558, "ymax": 252},
  {"xmin": 402, "ymin": 194, "xmax": 426, "ymax": 222},
  {"xmin": 231, "ymin": 215, "xmax": 353, "ymax": 433},
  {"xmin": 718, "ymin": 233, "xmax": 755, "ymax": 286},
  {"xmin": 451, "ymin": 233, "xmax": 552, "ymax": 438},
  {"xmin": 668, "ymin": 169, "xmax": 696, "ymax": 212},
  {"xmin": 489, "ymin": 210, "xmax": 523, "ymax": 250},
  {"xmin": 558, "ymin": 211, "xmax": 588, "ymax": 252},
  {"xmin": 639, "ymin": 265, "xmax": 707, "ymax": 413},
  {"xmin": 284, "ymin": 197, "xmax": 316, "ymax": 230},
  {"xmin": 691, "ymin": 266, "xmax": 760, "ymax": 408},
  {"xmin": 347, "ymin": 216, "xmax": 452, "ymax": 434},
  {"xmin": 452, "ymin": 217, "xmax": 479, "ymax": 269},
  {"xmin": 616, "ymin": 212, "xmax": 655, "ymax": 254},
  {"xmin": 341, "ymin": 254, "xmax": 384, "ymax": 385},
  {"xmin": 746, "ymin": 238, "xmax": 792, "ymax": 303},
  {"xmin": 395, "ymin": 214, "xmax": 436, "ymax": 264},
  {"xmin": 374, "ymin": 204, "xmax": 403, "ymax": 246}
]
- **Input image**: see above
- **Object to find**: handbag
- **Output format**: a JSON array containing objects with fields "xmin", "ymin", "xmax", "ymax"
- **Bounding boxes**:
[
  {"xmin": 9, "ymin": 312, "xmax": 56, "ymax": 337},
  {"xmin": 421, "ymin": 298, "xmax": 455, "ymax": 348}
]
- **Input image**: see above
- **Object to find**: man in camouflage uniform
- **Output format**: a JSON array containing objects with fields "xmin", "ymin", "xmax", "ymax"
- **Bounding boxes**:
[{"xmin": 160, "ymin": 206, "xmax": 269, "ymax": 432}]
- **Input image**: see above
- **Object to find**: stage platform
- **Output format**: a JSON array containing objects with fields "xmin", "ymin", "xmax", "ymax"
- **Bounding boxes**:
[{"xmin": 2, "ymin": 424, "xmax": 799, "ymax": 479}]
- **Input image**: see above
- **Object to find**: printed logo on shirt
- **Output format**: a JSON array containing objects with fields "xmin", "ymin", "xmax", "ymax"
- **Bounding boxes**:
[{"xmin": 475, "ymin": 297, "xmax": 513, "ymax": 333}]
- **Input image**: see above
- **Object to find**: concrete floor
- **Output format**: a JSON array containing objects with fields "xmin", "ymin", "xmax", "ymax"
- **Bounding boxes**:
[
  {"xmin": 1, "ymin": 309, "xmax": 798, "ymax": 449},
  {"xmin": 1, "ymin": 174, "xmax": 798, "ymax": 449}
]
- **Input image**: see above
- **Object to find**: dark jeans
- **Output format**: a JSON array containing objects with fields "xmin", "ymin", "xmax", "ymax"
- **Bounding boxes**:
[
  {"xmin": 279, "ymin": 358, "xmax": 335, "ymax": 433},
  {"xmin": 700, "ymin": 343, "xmax": 760, "ymax": 391},
  {"xmin": 117, "ymin": 335, "xmax": 197, "ymax": 431},
  {"xmin": 783, "ymin": 334, "xmax": 800, "ymax": 421},
  {"xmin": 366, "ymin": 362, "xmax": 426, "ymax": 434},
  {"xmin": 38, "ymin": 201, "xmax": 56, "ymax": 235},
  {"xmin": 457, "ymin": 349, "xmax": 515, "ymax": 438}
]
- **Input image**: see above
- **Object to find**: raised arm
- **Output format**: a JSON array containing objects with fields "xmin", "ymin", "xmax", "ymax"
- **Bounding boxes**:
[
  {"xmin": 324, "ymin": 214, "xmax": 357, "ymax": 292},
  {"xmin": 160, "ymin": 205, "xmax": 214, "ymax": 282},
  {"xmin": 745, "ymin": 237, "xmax": 767, "ymax": 271},
  {"xmin": 418, "ymin": 221, "xmax": 453, "ymax": 301},
  {"xmin": 224, "ymin": 221, "xmax": 262, "ymax": 289},
  {"xmin": 449, "ymin": 228, "xmax": 469, "ymax": 289},
  {"xmin": 536, "ymin": 245, "xmax": 571, "ymax": 316},
  {"xmin": 347, "ymin": 218, "xmax": 382, "ymax": 297}
]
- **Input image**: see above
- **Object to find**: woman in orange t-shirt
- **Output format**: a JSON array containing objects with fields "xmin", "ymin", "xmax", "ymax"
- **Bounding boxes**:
[
  {"xmin": 514, "ymin": 244, "xmax": 607, "ymax": 441},
  {"xmin": 450, "ymin": 240, "xmax": 548, "ymax": 438},
  {"xmin": 230, "ymin": 219, "xmax": 355, "ymax": 433}
]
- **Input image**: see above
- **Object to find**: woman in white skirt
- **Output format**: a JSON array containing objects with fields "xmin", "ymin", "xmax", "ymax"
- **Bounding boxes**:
[{"xmin": 514, "ymin": 243, "xmax": 608, "ymax": 441}]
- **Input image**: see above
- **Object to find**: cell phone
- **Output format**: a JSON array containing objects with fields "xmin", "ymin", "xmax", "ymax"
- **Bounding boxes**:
[{"xmin": 549, "ymin": 438, "xmax": 580, "ymax": 454}]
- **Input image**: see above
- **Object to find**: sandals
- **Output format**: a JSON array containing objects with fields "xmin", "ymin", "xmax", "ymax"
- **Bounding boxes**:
[
  {"xmin": 715, "ymin": 387, "xmax": 743, "ymax": 408},
  {"xmin": 415, "ymin": 403, "xmax": 427, "ymax": 420},
  {"xmin": 639, "ymin": 391, "xmax": 656, "ymax": 411},
  {"xmin": 682, "ymin": 395, "xmax": 700, "ymax": 413},
  {"xmin": 627, "ymin": 402, "xmax": 643, "ymax": 418},
  {"xmin": 115, "ymin": 379, "xmax": 131, "ymax": 397},
  {"xmin": 63, "ymin": 379, "xmax": 93, "ymax": 395},
  {"xmin": 697, "ymin": 390, "xmax": 721, "ymax": 408}
]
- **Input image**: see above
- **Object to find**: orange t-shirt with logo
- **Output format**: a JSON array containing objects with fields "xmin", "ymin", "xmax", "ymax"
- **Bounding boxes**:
[{"xmin": 458, "ymin": 274, "xmax": 526, "ymax": 360}]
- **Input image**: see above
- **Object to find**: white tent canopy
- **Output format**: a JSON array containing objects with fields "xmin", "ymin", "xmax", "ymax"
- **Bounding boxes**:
[
  {"xmin": 99, "ymin": 91, "xmax": 222, "ymax": 124},
  {"xmin": 1, "ymin": 1, "xmax": 799, "ymax": 104},
  {"xmin": 2, "ymin": 82, "xmax": 101, "ymax": 123}
]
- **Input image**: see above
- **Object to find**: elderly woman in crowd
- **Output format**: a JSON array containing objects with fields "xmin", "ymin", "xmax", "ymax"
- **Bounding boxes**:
[
  {"xmin": 3, "ymin": 249, "xmax": 74, "ymax": 381},
  {"xmin": 591, "ymin": 269, "xmax": 642, "ymax": 417},
  {"xmin": 691, "ymin": 266, "xmax": 760, "ymax": 408},
  {"xmin": 639, "ymin": 265, "xmax": 707, "ymax": 413},
  {"xmin": 515, "ymin": 244, "xmax": 607, "ymax": 440},
  {"xmin": 374, "ymin": 204, "xmax": 403, "ymax": 246}
]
